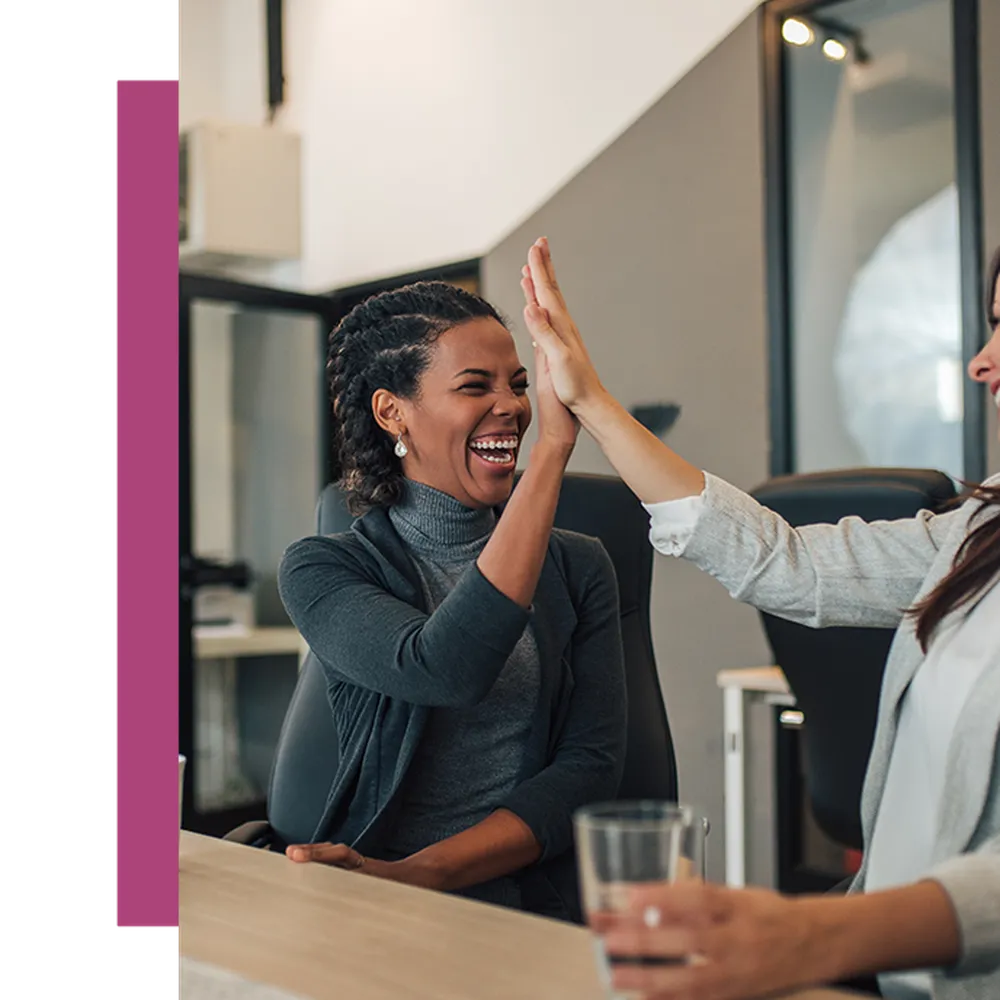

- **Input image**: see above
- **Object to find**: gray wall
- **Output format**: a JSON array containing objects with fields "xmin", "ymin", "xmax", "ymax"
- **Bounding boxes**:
[
  {"xmin": 483, "ymin": 11, "xmax": 775, "ymax": 885},
  {"xmin": 982, "ymin": 0, "xmax": 1000, "ymax": 476}
]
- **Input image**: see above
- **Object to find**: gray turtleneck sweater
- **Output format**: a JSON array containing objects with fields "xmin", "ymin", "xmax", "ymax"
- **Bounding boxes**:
[{"xmin": 383, "ymin": 481, "xmax": 540, "ymax": 907}]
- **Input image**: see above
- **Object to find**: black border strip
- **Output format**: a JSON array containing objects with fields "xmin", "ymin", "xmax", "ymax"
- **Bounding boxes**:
[{"xmin": 954, "ymin": 0, "xmax": 986, "ymax": 483}]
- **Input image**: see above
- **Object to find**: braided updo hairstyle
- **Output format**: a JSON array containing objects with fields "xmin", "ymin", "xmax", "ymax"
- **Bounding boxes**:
[{"xmin": 328, "ymin": 281, "xmax": 506, "ymax": 515}]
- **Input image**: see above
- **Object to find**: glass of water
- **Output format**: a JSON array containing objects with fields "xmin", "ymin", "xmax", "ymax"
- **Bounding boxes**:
[{"xmin": 574, "ymin": 802, "xmax": 705, "ymax": 999}]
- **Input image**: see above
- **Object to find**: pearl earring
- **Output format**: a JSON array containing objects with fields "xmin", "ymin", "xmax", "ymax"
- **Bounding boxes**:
[{"xmin": 394, "ymin": 432, "xmax": 408, "ymax": 458}]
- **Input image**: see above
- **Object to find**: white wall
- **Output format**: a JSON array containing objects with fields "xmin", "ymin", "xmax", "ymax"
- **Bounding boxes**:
[
  {"xmin": 179, "ymin": 0, "xmax": 227, "ymax": 127},
  {"xmin": 180, "ymin": 0, "xmax": 266, "ymax": 128},
  {"xmin": 181, "ymin": 0, "xmax": 760, "ymax": 291}
]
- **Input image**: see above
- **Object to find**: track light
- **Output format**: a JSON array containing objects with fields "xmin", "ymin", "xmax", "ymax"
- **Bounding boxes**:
[
  {"xmin": 822, "ymin": 37, "xmax": 848, "ymax": 61},
  {"xmin": 782, "ymin": 17, "xmax": 815, "ymax": 46}
]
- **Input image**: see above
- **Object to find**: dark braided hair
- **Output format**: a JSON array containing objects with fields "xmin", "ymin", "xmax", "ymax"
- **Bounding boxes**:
[{"xmin": 328, "ymin": 281, "xmax": 505, "ymax": 515}]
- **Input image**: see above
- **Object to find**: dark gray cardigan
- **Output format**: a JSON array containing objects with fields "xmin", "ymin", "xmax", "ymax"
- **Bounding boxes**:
[{"xmin": 277, "ymin": 504, "xmax": 627, "ymax": 919}]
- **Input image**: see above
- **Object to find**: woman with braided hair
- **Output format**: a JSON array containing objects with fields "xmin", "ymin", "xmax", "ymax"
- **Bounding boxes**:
[{"xmin": 277, "ymin": 280, "xmax": 626, "ymax": 921}]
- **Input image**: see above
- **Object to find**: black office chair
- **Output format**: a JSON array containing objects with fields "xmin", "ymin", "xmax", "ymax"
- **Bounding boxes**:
[
  {"xmin": 225, "ymin": 484, "xmax": 353, "ymax": 849},
  {"xmin": 551, "ymin": 473, "xmax": 678, "ymax": 803},
  {"xmin": 749, "ymin": 468, "xmax": 956, "ymax": 852},
  {"xmin": 226, "ymin": 473, "xmax": 678, "ymax": 854}
]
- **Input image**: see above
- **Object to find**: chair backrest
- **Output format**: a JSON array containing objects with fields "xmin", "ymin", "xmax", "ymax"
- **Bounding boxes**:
[
  {"xmin": 267, "ymin": 473, "xmax": 678, "ymax": 846},
  {"xmin": 551, "ymin": 473, "xmax": 678, "ymax": 802},
  {"xmin": 749, "ymin": 467, "xmax": 955, "ymax": 850}
]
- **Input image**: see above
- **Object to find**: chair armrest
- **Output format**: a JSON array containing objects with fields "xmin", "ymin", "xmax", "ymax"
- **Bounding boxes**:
[{"xmin": 223, "ymin": 820, "xmax": 273, "ymax": 847}]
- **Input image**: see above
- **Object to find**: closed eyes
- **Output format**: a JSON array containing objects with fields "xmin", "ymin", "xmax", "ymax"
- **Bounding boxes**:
[{"xmin": 459, "ymin": 381, "xmax": 530, "ymax": 393}]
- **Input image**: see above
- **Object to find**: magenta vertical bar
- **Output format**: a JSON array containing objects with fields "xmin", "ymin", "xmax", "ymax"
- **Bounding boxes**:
[{"xmin": 118, "ymin": 80, "xmax": 179, "ymax": 926}]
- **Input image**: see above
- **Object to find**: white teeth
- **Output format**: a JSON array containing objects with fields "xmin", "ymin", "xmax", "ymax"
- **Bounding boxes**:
[
  {"xmin": 469, "ymin": 439, "xmax": 515, "ymax": 465},
  {"xmin": 470, "ymin": 437, "xmax": 518, "ymax": 451}
]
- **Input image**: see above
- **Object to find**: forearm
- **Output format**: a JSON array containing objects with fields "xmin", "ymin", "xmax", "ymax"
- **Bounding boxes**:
[
  {"xmin": 574, "ymin": 390, "xmax": 704, "ymax": 504},
  {"xmin": 397, "ymin": 808, "xmax": 542, "ymax": 892},
  {"xmin": 675, "ymin": 474, "xmax": 946, "ymax": 629},
  {"xmin": 802, "ymin": 880, "xmax": 960, "ymax": 984},
  {"xmin": 477, "ymin": 441, "xmax": 572, "ymax": 608}
]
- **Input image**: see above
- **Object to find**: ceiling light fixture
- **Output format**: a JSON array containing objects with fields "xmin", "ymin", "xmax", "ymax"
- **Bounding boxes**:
[
  {"xmin": 782, "ymin": 17, "xmax": 815, "ymax": 46},
  {"xmin": 822, "ymin": 37, "xmax": 848, "ymax": 61}
]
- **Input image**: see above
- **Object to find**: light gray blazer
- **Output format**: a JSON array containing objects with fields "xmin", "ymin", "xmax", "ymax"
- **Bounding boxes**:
[{"xmin": 682, "ymin": 473, "xmax": 1000, "ymax": 999}]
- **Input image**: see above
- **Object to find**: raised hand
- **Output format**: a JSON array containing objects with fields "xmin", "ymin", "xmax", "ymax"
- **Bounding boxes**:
[
  {"xmin": 521, "ymin": 253, "xmax": 579, "ymax": 452},
  {"xmin": 521, "ymin": 237, "xmax": 605, "ymax": 412}
]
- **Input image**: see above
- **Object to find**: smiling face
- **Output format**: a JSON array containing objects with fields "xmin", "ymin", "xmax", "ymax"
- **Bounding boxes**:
[
  {"xmin": 373, "ymin": 317, "xmax": 532, "ymax": 509},
  {"xmin": 968, "ymin": 262, "xmax": 1000, "ymax": 443}
]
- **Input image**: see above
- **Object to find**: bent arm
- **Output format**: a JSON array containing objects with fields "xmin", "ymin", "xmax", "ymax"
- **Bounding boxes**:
[
  {"xmin": 477, "ymin": 440, "xmax": 572, "ymax": 608},
  {"xmin": 500, "ymin": 541, "xmax": 628, "ymax": 861},
  {"xmin": 279, "ymin": 442, "xmax": 573, "ymax": 709},
  {"xmin": 390, "ymin": 808, "xmax": 542, "ymax": 891},
  {"xmin": 278, "ymin": 539, "xmax": 530, "ymax": 708}
]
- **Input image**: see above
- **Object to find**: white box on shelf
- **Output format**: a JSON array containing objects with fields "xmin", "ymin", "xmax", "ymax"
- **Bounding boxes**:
[{"xmin": 180, "ymin": 121, "xmax": 301, "ymax": 268}]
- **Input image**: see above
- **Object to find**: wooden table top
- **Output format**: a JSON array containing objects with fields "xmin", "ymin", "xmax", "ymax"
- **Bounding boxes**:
[{"xmin": 179, "ymin": 831, "xmax": 860, "ymax": 1000}]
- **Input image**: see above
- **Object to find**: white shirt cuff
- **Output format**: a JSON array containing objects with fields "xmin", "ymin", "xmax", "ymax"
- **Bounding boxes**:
[{"xmin": 641, "ymin": 481, "xmax": 707, "ymax": 557}]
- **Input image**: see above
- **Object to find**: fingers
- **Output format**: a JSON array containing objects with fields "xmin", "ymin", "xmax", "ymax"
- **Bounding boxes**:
[
  {"xmin": 610, "ymin": 960, "xmax": 706, "ymax": 1000},
  {"xmin": 590, "ymin": 896, "xmax": 713, "ymax": 949},
  {"xmin": 594, "ymin": 908, "xmax": 713, "ymax": 1000},
  {"xmin": 526, "ymin": 238, "xmax": 589, "ymax": 359},
  {"xmin": 285, "ymin": 842, "xmax": 359, "ymax": 868},
  {"xmin": 523, "ymin": 300, "xmax": 564, "ymax": 354},
  {"xmin": 527, "ymin": 243, "xmax": 564, "ymax": 318},
  {"xmin": 520, "ymin": 265, "xmax": 538, "ymax": 311},
  {"xmin": 530, "ymin": 237, "xmax": 565, "ymax": 307},
  {"xmin": 601, "ymin": 925, "xmax": 701, "ymax": 962},
  {"xmin": 533, "ymin": 336, "xmax": 550, "ymax": 376},
  {"xmin": 628, "ymin": 879, "xmax": 731, "ymax": 924},
  {"xmin": 521, "ymin": 268, "xmax": 541, "ymax": 346},
  {"xmin": 286, "ymin": 844, "xmax": 315, "ymax": 863}
]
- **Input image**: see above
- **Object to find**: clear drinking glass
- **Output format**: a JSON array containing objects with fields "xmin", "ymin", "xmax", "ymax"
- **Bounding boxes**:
[{"xmin": 574, "ymin": 802, "xmax": 705, "ymax": 1000}]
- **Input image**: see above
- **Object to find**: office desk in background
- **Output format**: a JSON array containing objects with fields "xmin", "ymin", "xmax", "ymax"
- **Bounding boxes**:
[
  {"xmin": 180, "ymin": 832, "xmax": 861, "ymax": 1000},
  {"xmin": 717, "ymin": 666, "xmax": 795, "ymax": 888}
]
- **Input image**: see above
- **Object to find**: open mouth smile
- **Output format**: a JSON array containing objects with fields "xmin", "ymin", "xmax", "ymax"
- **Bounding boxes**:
[{"xmin": 468, "ymin": 434, "xmax": 520, "ymax": 470}]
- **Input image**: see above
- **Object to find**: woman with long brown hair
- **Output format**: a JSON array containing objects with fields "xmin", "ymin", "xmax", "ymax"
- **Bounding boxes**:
[{"xmin": 522, "ymin": 239, "xmax": 1000, "ymax": 1000}]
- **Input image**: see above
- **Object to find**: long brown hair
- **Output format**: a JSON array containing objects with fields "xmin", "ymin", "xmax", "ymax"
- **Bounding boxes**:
[
  {"xmin": 909, "ymin": 245, "xmax": 1000, "ymax": 651},
  {"xmin": 910, "ymin": 485, "xmax": 1000, "ymax": 650}
]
